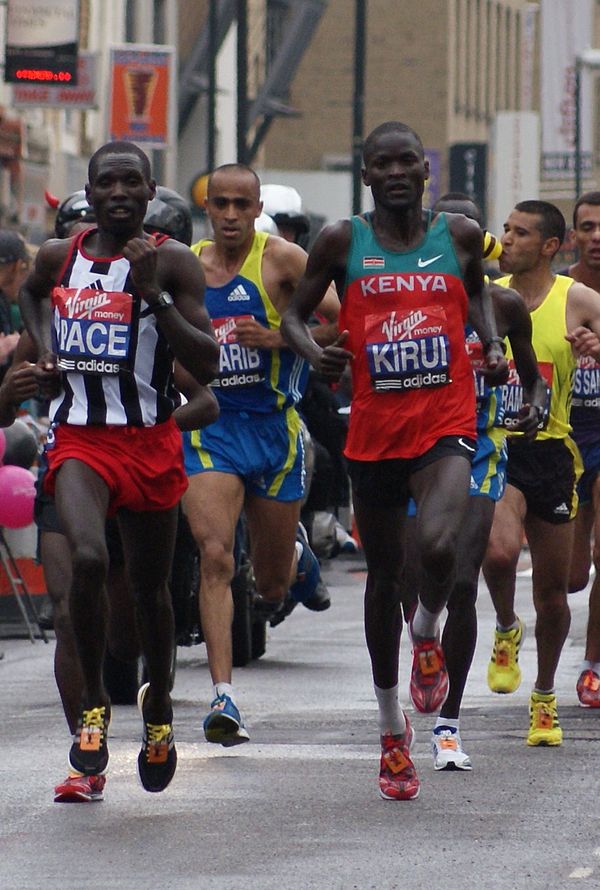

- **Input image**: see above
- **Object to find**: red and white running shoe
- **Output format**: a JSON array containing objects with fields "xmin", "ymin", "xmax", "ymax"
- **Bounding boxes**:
[
  {"xmin": 409, "ymin": 633, "xmax": 449, "ymax": 714},
  {"xmin": 54, "ymin": 772, "xmax": 106, "ymax": 803},
  {"xmin": 379, "ymin": 716, "xmax": 420, "ymax": 801}
]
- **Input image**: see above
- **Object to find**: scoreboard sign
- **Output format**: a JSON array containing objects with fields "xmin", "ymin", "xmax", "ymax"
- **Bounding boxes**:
[{"xmin": 4, "ymin": 0, "xmax": 80, "ymax": 86}]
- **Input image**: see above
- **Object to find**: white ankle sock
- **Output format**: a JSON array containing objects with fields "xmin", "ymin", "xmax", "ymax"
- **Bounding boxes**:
[
  {"xmin": 215, "ymin": 682, "xmax": 235, "ymax": 702},
  {"xmin": 374, "ymin": 684, "xmax": 406, "ymax": 735},
  {"xmin": 497, "ymin": 618, "xmax": 520, "ymax": 633},
  {"xmin": 411, "ymin": 601, "xmax": 441, "ymax": 639},
  {"xmin": 435, "ymin": 716, "xmax": 459, "ymax": 731}
]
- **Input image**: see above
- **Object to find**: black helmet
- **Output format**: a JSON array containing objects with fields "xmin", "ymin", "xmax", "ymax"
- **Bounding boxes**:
[
  {"xmin": 54, "ymin": 190, "xmax": 95, "ymax": 239},
  {"xmin": 143, "ymin": 186, "xmax": 193, "ymax": 246}
]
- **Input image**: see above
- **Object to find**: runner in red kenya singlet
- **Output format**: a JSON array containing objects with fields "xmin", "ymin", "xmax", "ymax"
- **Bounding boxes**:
[{"xmin": 282, "ymin": 121, "xmax": 507, "ymax": 800}]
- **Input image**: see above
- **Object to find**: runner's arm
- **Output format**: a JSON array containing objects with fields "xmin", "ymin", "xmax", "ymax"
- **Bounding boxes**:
[
  {"xmin": 130, "ymin": 237, "xmax": 219, "ymax": 385},
  {"xmin": 497, "ymin": 284, "xmax": 548, "ymax": 438},
  {"xmin": 281, "ymin": 221, "xmax": 352, "ymax": 379}
]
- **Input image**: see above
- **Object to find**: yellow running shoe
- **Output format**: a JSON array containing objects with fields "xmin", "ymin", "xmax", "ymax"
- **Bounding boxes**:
[
  {"xmin": 487, "ymin": 619, "xmax": 525, "ymax": 693},
  {"xmin": 527, "ymin": 692, "xmax": 562, "ymax": 746}
]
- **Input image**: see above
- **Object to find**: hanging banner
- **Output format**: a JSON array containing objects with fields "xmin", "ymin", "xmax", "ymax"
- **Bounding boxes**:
[
  {"xmin": 540, "ymin": 0, "xmax": 593, "ymax": 179},
  {"xmin": 449, "ymin": 143, "xmax": 487, "ymax": 224},
  {"xmin": 4, "ymin": 0, "xmax": 79, "ymax": 85},
  {"xmin": 108, "ymin": 45, "xmax": 175, "ymax": 148}
]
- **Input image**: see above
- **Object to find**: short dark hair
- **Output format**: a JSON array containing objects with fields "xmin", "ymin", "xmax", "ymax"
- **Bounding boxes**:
[
  {"xmin": 514, "ymin": 200, "xmax": 566, "ymax": 246},
  {"xmin": 573, "ymin": 191, "xmax": 600, "ymax": 228},
  {"xmin": 362, "ymin": 121, "xmax": 424, "ymax": 164},
  {"xmin": 207, "ymin": 163, "xmax": 261, "ymax": 198},
  {"xmin": 88, "ymin": 141, "xmax": 152, "ymax": 184},
  {"xmin": 434, "ymin": 192, "xmax": 481, "ymax": 224}
]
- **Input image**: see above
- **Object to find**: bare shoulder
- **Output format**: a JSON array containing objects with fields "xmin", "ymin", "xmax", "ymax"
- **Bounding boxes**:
[
  {"xmin": 490, "ymin": 281, "xmax": 529, "ymax": 332},
  {"xmin": 32, "ymin": 236, "xmax": 72, "ymax": 280},
  {"xmin": 443, "ymin": 212, "xmax": 481, "ymax": 250},
  {"xmin": 157, "ymin": 237, "xmax": 205, "ymax": 279}
]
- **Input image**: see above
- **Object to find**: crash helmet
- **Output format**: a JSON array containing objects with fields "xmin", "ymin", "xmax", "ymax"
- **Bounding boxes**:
[{"xmin": 143, "ymin": 186, "xmax": 193, "ymax": 246}]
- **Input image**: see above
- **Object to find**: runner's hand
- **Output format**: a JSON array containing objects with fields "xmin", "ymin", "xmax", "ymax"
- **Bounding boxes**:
[
  {"xmin": 234, "ymin": 316, "xmax": 279, "ymax": 349},
  {"xmin": 480, "ymin": 343, "xmax": 509, "ymax": 385},
  {"xmin": 512, "ymin": 403, "xmax": 540, "ymax": 441},
  {"xmin": 123, "ymin": 235, "xmax": 160, "ymax": 299},
  {"xmin": 4, "ymin": 362, "xmax": 39, "ymax": 404},
  {"xmin": 34, "ymin": 351, "xmax": 61, "ymax": 398},
  {"xmin": 316, "ymin": 330, "xmax": 353, "ymax": 382},
  {"xmin": 566, "ymin": 326, "xmax": 600, "ymax": 359}
]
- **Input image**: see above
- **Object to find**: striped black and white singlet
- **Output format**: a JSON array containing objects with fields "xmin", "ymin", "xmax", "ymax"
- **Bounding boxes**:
[{"xmin": 50, "ymin": 227, "xmax": 179, "ymax": 427}]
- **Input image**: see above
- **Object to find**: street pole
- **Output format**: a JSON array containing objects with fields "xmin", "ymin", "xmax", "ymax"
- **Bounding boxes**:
[
  {"xmin": 352, "ymin": 0, "xmax": 367, "ymax": 216},
  {"xmin": 208, "ymin": 0, "xmax": 217, "ymax": 172},
  {"xmin": 236, "ymin": 0, "xmax": 248, "ymax": 164},
  {"xmin": 575, "ymin": 58, "xmax": 581, "ymax": 200}
]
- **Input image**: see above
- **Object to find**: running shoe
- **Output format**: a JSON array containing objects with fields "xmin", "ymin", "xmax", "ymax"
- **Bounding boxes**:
[
  {"xmin": 68, "ymin": 702, "xmax": 111, "ymax": 776},
  {"xmin": 576, "ymin": 669, "xmax": 600, "ymax": 708},
  {"xmin": 527, "ymin": 691, "xmax": 562, "ymax": 747},
  {"xmin": 409, "ymin": 630, "xmax": 449, "ymax": 714},
  {"xmin": 487, "ymin": 618, "xmax": 525, "ymax": 694},
  {"xmin": 203, "ymin": 693, "xmax": 250, "ymax": 747},
  {"xmin": 54, "ymin": 772, "xmax": 106, "ymax": 803},
  {"xmin": 289, "ymin": 523, "xmax": 330, "ymax": 611},
  {"xmin": 431, "ymin": 726, "xmax": 472, "ymax": 771},
  {"xmin": 379, "ymin": 716, "xmax": 419, "ymax": 801},
  {"xmin": 137, "ymin": 683, "xmax": 177, "ymax": 792}
]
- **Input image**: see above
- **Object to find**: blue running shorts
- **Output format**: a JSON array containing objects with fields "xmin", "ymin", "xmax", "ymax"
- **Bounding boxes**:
[{"xmin": 183, "ymin": 406, "xmax": 305, "ymax": 502}]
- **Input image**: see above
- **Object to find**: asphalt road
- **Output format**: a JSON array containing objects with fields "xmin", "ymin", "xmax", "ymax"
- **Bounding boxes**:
[{"xmin": 1, "ymin": 551, "xmax": 599, "ymax": 890}]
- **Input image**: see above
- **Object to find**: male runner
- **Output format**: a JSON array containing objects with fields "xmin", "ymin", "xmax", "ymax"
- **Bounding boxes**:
[
  {"xmin": 402, "ymin": 194, "xmax": 548, "ymax": 771},
  {"xmin": 281, "ymin": 121, "xmax": 507, "ymax": 800},
  {"xmin": 564, "ymin": 191, "xmax": 600, "ymax": 706},
  {"xmin": 19, "ymin": 141, "xmax": 218, "ymax": 794},
  {"xmin": 483, "ymin": 199, "xmax": 600, "ymax": 745},
  {"xmin": 182, "ymin": 163, "xmax": 338, "ymax": 746}
]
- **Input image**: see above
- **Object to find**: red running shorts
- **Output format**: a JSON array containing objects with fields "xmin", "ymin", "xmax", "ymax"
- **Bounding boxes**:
[{"xmin": 44, "ymin": 418, "xmax": 188, "ymax": 515}]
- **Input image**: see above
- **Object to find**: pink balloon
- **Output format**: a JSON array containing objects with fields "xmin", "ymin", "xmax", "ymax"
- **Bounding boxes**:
[
  {"xmin": 0, "ymin": 465, "xmax": 35, "ymax": 528},
  {"xmin": 0, "ymin": 428, "xmax": 5, "ymax": 464}
]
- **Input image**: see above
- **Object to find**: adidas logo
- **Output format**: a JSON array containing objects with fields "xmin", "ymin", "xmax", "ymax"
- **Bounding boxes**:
[
  {"xmin": 553, "ymin": 502, "xmax": 569, "ymax": 515},
  {"xmin": 228, "ymin": 284, "xmax": 250, "ymax": 302}
]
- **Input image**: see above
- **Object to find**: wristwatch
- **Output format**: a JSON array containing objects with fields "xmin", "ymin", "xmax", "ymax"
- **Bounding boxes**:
[{"xmin": 146, "ymin": 291, "xmax": 174, "ymax": 314}]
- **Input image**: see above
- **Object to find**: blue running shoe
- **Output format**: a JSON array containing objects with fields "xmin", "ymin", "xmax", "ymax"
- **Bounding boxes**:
[
  {"xmin": 203, "ymin": 694, "xmax": 250, "ymax": 747},
  {"xmin": 289, "ymin": 523, "xmax": 331, "ymax": 611}
]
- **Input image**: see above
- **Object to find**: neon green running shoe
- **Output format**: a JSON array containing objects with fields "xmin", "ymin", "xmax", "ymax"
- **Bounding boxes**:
[
  {"xmin": 527, "ymin": 692, "xmax": 562, "ymax": 747},
  {"xmin": 487, "ymin": 618, "xmax": 525, "ymax": 694}
]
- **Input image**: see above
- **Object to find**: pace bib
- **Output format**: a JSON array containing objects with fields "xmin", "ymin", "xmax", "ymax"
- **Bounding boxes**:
[{"xmin": 52, "ymin": 286, "xmax": 133, "ymax": 376}]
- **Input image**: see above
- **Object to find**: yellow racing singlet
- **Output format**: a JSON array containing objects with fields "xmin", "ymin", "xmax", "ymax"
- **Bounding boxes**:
[{"xmin": 497, "ymin": 273, "xmax": 575, "ymax": 440}]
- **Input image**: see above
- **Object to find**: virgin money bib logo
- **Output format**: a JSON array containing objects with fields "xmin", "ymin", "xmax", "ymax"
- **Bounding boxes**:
[
  {"xmin": 365, "ymin": 305, "xmax": 450, "ymax": 391},
  {"xmin": 52, "ymin": 287, "xmax": 133, "ymax": 375}
]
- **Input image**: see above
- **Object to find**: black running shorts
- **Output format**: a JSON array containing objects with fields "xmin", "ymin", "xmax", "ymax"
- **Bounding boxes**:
[{"xmin": 506, "ymin": 437, "xmax": 577, "ymax": 524}]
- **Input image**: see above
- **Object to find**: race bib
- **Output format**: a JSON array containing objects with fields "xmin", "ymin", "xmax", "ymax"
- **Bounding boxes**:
[
  {"xmin": 52, "ymin": 287, "xmax": 133, "ymax": 376},
  {"xmin": 211, "ymin": 315, "xmax": 265, "ymax": 389},
  {"xmin": 499, "ymin": 360, "xmax": 552, "ymax": 429},
  {"xmin": 465, "ymin": 337, "xmax": 488, "ymax": 407},
  {"xmin": 572, "ymin": 355, "xmax": 600, "ymax": 410},
  {"xmin": 364, "ymin": 306, "xmax": 450, "ymax": 392}
]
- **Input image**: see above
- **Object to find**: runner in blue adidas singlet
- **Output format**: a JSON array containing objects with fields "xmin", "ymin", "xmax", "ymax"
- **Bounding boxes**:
[{"xmin": 182, "ymin": 163, "xmax": 339, "ymax": 747}]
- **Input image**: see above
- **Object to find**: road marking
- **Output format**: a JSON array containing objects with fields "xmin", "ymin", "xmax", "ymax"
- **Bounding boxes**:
[
  {"xmin": 569, "ymin": 867, "xmax": 594, "ymax": 879},
  {"xmin": 175, "ymin": 742, "xmax": 432, "ymax": 762}
]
